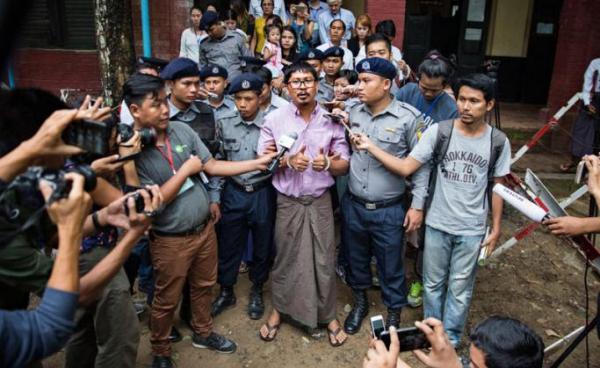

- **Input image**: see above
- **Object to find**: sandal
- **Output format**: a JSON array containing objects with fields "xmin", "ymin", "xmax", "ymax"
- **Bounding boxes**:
[
  {"xmin": 327, "ymin": 326, "xmax": 347, "ymax": 347},
  {"xmin": 259, "ymin": 322, "xmax": 280, "ymax": 342}
]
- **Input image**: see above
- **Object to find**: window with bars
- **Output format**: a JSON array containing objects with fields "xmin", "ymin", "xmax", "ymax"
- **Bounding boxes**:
[{"xmin": 20, "ymin": 0, "xmax": 96, "ymax": 50}]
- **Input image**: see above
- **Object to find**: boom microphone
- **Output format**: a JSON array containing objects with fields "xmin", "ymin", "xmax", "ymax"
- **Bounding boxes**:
[
  {"xmin": 493, "ymin": 183, "xmax": 549, "ymax": 222},
  {"xmin": 266, "ymin": 132, "xmax": 298, "ymax": 173}
]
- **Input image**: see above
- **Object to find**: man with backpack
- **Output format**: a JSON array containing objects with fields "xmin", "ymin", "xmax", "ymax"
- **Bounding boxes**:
[{"xmin": 351, "ymin": 73, "xmax": 511, "ymax": 346}]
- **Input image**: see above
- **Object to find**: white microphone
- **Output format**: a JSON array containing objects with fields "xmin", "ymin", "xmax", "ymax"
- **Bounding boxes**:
[
  {"xmin": 493, "ymin": 183, "xmax": 549, "ymax": 222},
  {"xmin": 266, "ymin": 132, "xmax": 298, "ymax": 173}
]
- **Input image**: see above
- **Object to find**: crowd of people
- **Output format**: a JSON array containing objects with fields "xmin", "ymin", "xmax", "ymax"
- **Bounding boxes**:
[{"xmin": 5, "ymin": 0, "xmax": 600, "ymax": 367}]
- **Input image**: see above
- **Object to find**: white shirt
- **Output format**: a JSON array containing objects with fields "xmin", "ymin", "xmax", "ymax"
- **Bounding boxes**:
[
  {"xmin": 120, "ymin": 100, "xmax": 134, "ymax": 126},
  {"xmin": 317, "ymin": 42, "xmax": 354, "ymax": 70},
  {"xmin": 249, "ymin": 0, "xmax": 288, "ymax": 23},
  {"xmin": 179, "ymin": 28, "xmax": 207, "ymax": 63},
  {"xmin": 582, "ymin": 58, "xmax": 600, "ymax": 106},
  {"xmin": 356, "ymin": 45, "xmax": 408, "ymax": 81}
]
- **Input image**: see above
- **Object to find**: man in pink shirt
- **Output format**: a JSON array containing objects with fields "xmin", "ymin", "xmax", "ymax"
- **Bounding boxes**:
[{"xmin": 257, "ymin": 62, "xmax": 350, "ymax": 347}]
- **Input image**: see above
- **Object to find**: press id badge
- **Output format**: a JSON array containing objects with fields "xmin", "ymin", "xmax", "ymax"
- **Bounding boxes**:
[{"xmin": 178, "ymin": 177, "xmax": 194, "ymax": 196}]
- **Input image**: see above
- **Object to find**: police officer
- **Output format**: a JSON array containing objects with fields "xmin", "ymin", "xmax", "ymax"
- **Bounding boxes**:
[
  {"xmin": 160, "ymin": 57, "xmax": 222, "ymax": 329},
  {"xmin": 211, "ymin": 74, "xmax": 276, "ymax": 320},
  {"xmin": 296, "ymin": 48, "xmax": 332, "ymax": 103},
  {"xmin": 199, "ymin": 11, "xmax": 253, "ymax": 80},
  {"xmin": 321, "ymin": 46, "xmax": 345, "ymax": 102},
  {"xmin": 340, "ymin": 58, "xmax": 429, "ymax": 333},
  {"xmin": 200, "ymin": 63, "xmax": 237, "ymax": 122}
]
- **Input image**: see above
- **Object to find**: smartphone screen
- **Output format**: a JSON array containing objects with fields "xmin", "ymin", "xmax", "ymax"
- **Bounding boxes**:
[
  {"xmin": 370, "ymin": 316, "xmax": 385, "ymax": 339},
  {"xmin": 397, "ymin": 327, "xmax": 431, "ymax": 352}
]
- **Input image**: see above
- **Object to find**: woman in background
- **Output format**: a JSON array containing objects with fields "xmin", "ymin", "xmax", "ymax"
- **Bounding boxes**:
[
  {"xmin": 179, "ymin": 6, "xmax": 206, "ymax": 62},
  {"xmin": 347, "ymin": 14, "xmax": 372, "ymax": 57}
]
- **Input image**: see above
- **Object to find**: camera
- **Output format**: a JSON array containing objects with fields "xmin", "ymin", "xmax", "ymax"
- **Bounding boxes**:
[
  {"xmin": 62, "ymin": 119, "xmax": 112, "ymax": 156},
  {"xmin": 124, "ymin": 187, "xmax": 154, "ymax": 216},
  {"xmin": 117, "ymin": 124, "xmax": 157, "ymax": 147},
  {"xmin": 369, "ymin": 315, "xmax": 431, "ymax": 352}
]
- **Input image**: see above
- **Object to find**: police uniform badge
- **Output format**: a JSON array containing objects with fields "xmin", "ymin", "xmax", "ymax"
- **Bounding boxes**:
[
  {"xmin": 242, "ymin": 80, "xmax": 250, "ymax": 89},
  {"xmin": 308, "ymin": 52, "xmax": 315, "ymax": 59},
  {"xmin": 362, "ymin": 61, "xmax": 370, "ymax": 70},
  {"xmin": 241, "ymin": 60, "xmax": 247, "ymax": 67},
  {"xmin": 212, "ymin": 66, "xmax": 219, "ymax": 74}
]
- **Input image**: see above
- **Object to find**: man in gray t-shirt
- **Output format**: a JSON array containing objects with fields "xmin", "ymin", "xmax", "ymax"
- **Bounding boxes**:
[{"xmin": 350, "ymin": 74, "xmax": 510, "ymax": 346}]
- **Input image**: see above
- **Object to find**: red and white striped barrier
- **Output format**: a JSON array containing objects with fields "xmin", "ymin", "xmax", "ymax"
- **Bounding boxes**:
[{"xmin": 511, "ymin": 93, "xmax": 581, "ymax": 165}]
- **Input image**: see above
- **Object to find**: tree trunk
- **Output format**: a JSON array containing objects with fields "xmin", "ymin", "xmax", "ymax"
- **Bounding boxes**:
[{"xmin": 95, "ymin": 0, "xmax": 135, "ymax": 107}]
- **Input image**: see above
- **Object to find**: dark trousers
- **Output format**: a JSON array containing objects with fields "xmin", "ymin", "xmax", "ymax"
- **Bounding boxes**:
[
  {"xmin": 217, "ymin": 182, "xmax": 276, "ymax": 287},
  {"xmin": 341, "ymin": 193, "xmax": 408, "ymax": 309}
]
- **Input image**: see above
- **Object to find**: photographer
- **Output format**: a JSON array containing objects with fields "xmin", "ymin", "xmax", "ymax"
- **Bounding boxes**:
[
  {"xmin": 545, "ymin": 154, "xmax": 600, "ymax": 235},
  {"xmin": 0, "ymin": 173, "xmax": 91, "ymax": 367},
  {"xmin": 363, "ymin": 317, "xmax": 543, "ymax": 368}
]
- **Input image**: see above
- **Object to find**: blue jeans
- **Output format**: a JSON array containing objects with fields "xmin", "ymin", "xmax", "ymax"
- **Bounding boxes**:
[{"xmin": 423, "ymin": 225, "xmax": 482, "ymax": 345}]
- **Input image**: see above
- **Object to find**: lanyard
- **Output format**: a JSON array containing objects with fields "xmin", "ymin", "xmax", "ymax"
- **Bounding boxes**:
[
  {"xmin": 156, "ymin": 136, "xmax": 176, "ymax": 174},
  {"xmin": 418, "ymin": 92, "xmax": 443, "ymax": 119}
]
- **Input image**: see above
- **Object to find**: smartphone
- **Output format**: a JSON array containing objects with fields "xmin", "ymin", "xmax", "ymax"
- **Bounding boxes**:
[
  {"xmin": 575, "ymin": 160, "xmax": 588, "ymax": 184},
  {"xmin": 370, "ymin": 315, "xmax": 386, "ymax": 339},
  {"xmin": 114, "ymin": 152, "xmax": 141, "ymax": 163},
  {"xmin": 397, "ymin": 326, "xmax": 431, "ymax": 352},
  {"xmin": 324, "ymin": 113, "xmax": 343, "ymax": 123}
]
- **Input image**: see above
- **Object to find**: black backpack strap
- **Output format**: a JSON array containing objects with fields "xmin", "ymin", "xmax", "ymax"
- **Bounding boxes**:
[
  {"xmin": 425, "ymin": 120, "xmax": 454, "ymax": 210},
  {"xmin": 484, "ymin": 126, "xmax": 508, "ymax": 209}
]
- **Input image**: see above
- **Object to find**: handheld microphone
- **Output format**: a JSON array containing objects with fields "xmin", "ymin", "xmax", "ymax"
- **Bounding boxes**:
[
  {"xmin": 493, "ymin": 183, "xmax": 549, "ymax": 222},
  {"xmin": 266, "ymin": 132, "xmax": 298, "ymax": 173}
]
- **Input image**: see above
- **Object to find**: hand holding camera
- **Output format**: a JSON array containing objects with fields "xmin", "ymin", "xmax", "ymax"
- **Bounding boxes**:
[
  {"xmin": 76, "ymin": 95, "xmax": 112, "ymax": 123},
  {"xmin": 96, "ymin": 185, "xmax": 163, "ymax": 231}
]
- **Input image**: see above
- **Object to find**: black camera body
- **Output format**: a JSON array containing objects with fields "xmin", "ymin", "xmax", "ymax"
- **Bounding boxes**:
[
  {"xmin": 124, "ymin": 187, "xmax": 154, "ymax": 216},
  {"xmin": 62, "ymin": 119, "xmax": 112, "ymax": 156},
  {"xmin": 117, "ymin": 124, "xmax": 157, "ymax": 147}
]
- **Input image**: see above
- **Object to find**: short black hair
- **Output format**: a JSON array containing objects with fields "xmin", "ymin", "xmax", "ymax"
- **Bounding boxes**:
[
  {"xmin": 454, "ymin": 73, "xmax": 496, "ymax": 102},
  {"xmin": 365, "ymin": 33, "xmax": 391, "ymax": 53},
  {"xmin": 123, "ymin": 73, "xmax": 165, "ymax": 107},
  {"xmin": 336, "ymin": 69, "xmax": 358, "ymax": 84},
  {"xmin": 283, "ymin": 62, "xmax": 318, "ymax": 84},
  {"xmin": 255, "ymin": 67, "xmax": 273, "ymax": 86},
  {"xmin": 375, "ymin": 20, "xmax": 396, "ymax": 39},
  {"xmin": 0, "ymin": 88, "xmax": 68, "ymax": 157},
  {"xmin": 418, "ymin": 50, "xmax": 453, "ymax": 84},
  {"xmin": 330, "ymin": 18, "xmax": 346, "ymax": 32},
  {"xmin": 470, "ymin": 316, "xmax": 544, "ymax": 368}
]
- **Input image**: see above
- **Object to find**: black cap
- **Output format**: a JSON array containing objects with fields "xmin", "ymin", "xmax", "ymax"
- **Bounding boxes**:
[
  {"xmin": 228, "ymin": 73, "xmax": 264, "ymax": 94},
  {"xmin": 199, "ymin": 11, "xmax": 219, "ymax": 31},
  {"xmin": 199, "ymin": 64, "xmax": 228, "ymax": 80},
  {"xmin": 160, "ymin": 57, "xmax": 199, "ymax": 80},
  {"xmin": 323, "ymin": 46, "xmax": 345, "ymax": 59},
  {"xmin": 356, "ymin": 57, "xmax": 397, "ymax": 81},
  {"xmin": 136, "ymin": 56, "xmax": 169, "ymax": 71},
  {"xmin": 240, "ymin": 56, "xmax": 267, "ymax": 73},
  {"xmin": 296, "ymin": 48, "xmax": 324, "ymax": 62}
]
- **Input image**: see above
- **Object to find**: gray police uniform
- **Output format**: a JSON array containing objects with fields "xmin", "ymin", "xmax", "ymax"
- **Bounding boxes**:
[
  {"xmin": 341, "ymin": 99, "xmax": 429, "ymax": 310},
  {"xmin": 199, "ymin": 31, "xmax": 252, "ymax": 80},
  {"xmin": 317, "ymin": 76, "xmax": 334, "ymax": 103},
  {"xmin": 168, "ymin": 98, "xmax": 221, "ymax": 203},
  {"xmin": 263, "ymin": 92, "xmax": 289, "ymax": 116},
  {"xmin": 210, "ymin": 95, "xmax": 238, "ymax": 122},
  {"xmin": 215, "ymin": 110, "xmax": 276, "ymax": 288}
]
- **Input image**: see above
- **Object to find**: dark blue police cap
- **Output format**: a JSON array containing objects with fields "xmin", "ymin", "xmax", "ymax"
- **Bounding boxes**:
[
  {"xmin": 160, "ymin": 57, "xmax": 199, "ymax": 80},
  {"xmin": 228, "ymin": 73, "xmax": 264, "ymax": 94},
  {"xmin": 199, "ymin": 11, "xmax": 219, "ymax": 31},
  {"xmin": 137, "ymin": 56, "xmax": 169, "ymax": 71},
  {"xmin": 296, "ymin": 48, "xmax": 324, "ymax": 62},
  {"xmin": 323, "ymin": 46, "xmax": 345, "ymax": 59},
  {"xmin": 355, "ymin": 57, "xmax": 397, "ymax": 81},
  {"xmin": 199, "ymin": 64, "xmax": 228, "ymax": 80}
]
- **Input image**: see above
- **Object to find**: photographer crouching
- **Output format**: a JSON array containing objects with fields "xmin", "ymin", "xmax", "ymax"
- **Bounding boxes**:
[{"xmin": 0, "ymin": 88, "xmax": 163, "ymax": 367}]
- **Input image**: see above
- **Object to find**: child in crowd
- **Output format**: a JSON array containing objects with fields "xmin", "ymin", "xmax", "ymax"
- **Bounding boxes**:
[
  {"xmin": 333, "ymin": 69, "xmax": 360, "ymax": 112},
  {"xmin": 262, "ymin": 24, "xmax": 284, "ymax": 70}
]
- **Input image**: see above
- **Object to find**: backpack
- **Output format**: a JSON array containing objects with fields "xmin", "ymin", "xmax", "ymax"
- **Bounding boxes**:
[{"xmin": 425, "ymin": 119, "xmax": 507, "ymax": 210}]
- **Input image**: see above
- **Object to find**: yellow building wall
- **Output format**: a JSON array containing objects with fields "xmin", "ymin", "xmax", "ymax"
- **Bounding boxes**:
[
  {"xmin": 345, "ymin": 0, "xmax": 366, "ymax": 21},
  {"xmin": 486, "ymin": 0, "xmax": 534, "ymax": 57}
]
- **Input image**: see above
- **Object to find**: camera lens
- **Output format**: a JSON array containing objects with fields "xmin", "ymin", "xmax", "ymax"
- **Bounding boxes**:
[{"xmin": 139, "ymin": 127, "xmax": 157, "ymax": 147}]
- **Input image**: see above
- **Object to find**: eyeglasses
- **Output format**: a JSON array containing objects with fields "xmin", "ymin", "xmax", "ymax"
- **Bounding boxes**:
[{"xmin": 288, "ymin": 79, "xmax": 316, "ymax": 88}]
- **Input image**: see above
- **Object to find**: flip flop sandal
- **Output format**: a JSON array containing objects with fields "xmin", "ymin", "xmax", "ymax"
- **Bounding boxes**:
[
  {"xmin": 328, "ymin": 326, "xmax": 347, "ymax": 347},
  {"xmin": 259, "ymin": 322, "xmax": 280, "ymax": 342}
]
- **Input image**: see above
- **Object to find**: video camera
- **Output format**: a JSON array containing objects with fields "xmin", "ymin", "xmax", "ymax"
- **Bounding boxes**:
[{"xmin": 116, "ymin": 124, "xmax": 157, "ymax": 148}]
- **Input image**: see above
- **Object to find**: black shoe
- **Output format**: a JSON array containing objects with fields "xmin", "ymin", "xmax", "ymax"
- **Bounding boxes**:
[
  {"xmin": 151, "ymin": 356, "xmax": 173, "ymax": 368},
  {"xmin": 247, "ymin": 284, "xmax": 264, "ymax": 320},
  {"xmin": 386, "ymin": 308, "xmax": 401, "ymax": 329},
  {"xmin": 192, "ymin": 332, "xmax": 237, "ymax": 354},
  {"xmin": 169, "ymin": 326, "xmax": 182, "ymax": 343},
  {"xmin": 344, "ymin": 289, "xmax": 369, "ymax": 334},
  {"xmin": 211, "ymin": 287, "xmax": 236, "ymax": 317}
]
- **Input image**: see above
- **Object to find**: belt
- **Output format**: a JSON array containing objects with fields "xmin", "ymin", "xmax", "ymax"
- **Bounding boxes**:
[
  {"xmin": 227, "ymin": 179, "xmax": 270, "ymax": 193},
  {"xmin": 348, "ymin": 193, "xmax": 404, "ymax": 210},
  {"xmin": 151, "ymin": 219, "xmax": 208, "ymax": 238}
]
